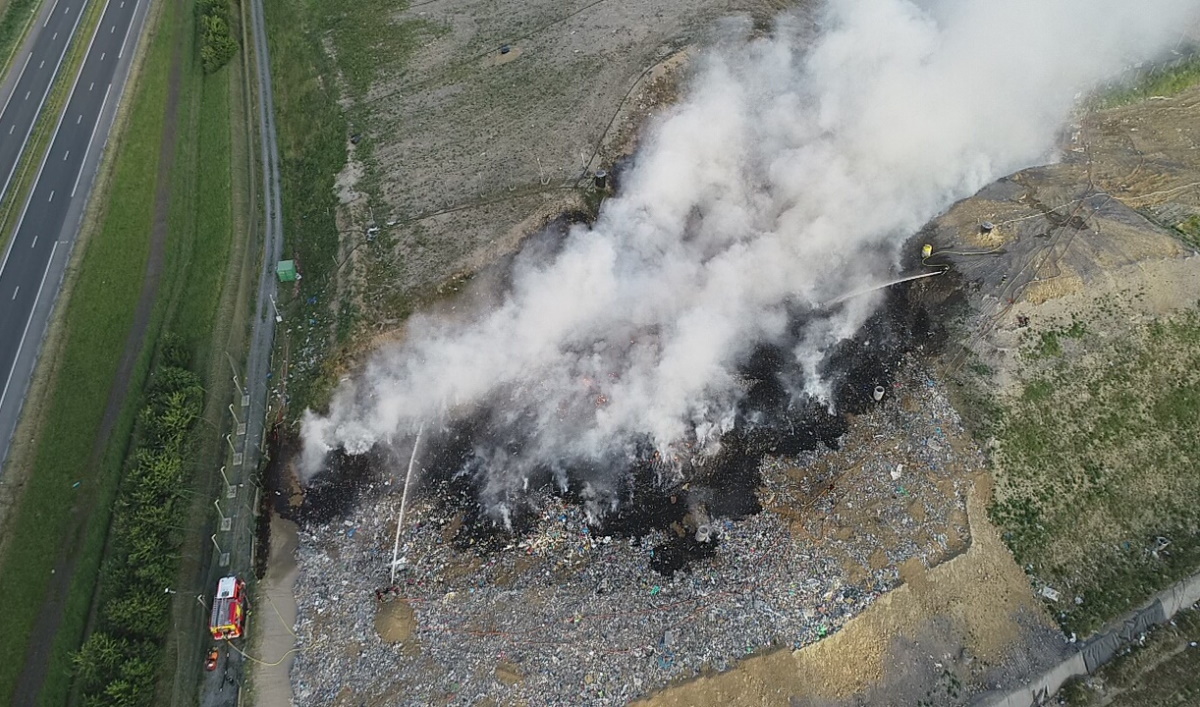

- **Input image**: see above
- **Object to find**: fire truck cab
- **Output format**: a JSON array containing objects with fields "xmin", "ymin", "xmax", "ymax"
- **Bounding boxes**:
[{"xmin": 209, "ymin": 576, "xmax": 248, "ymax": 640}]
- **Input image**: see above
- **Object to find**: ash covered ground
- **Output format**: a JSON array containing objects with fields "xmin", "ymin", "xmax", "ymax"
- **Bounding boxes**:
[{"xmin": 280, "ymin": 283, "xmax": 993, "ymax": 706}]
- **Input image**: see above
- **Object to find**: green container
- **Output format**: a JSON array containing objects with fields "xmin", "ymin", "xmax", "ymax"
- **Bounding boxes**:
[{"xmin": 276, "ymin": 260, "xmax": 297, "ymax": 282}]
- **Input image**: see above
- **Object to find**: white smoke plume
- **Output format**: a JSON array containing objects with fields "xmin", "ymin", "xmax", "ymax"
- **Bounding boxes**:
[{"xmin": 303, "ymin": 0, "xmax": 1199, "ymax": 513}]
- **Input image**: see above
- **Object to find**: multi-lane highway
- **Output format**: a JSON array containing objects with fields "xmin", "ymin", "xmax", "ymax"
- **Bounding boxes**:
[
  {"xmin": 0, "ymin": 0, "xmax": 87, "ymax": 204},
  {"xmin": 0, "ymin": 0, "xmax": 150, "ymax": 470}
]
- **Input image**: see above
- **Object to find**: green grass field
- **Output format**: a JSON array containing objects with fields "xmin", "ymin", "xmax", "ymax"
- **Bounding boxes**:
[
  {"xmin": 175, "ymin": 63, "xmax": 234, "ymax": 370},
  {"xmin": 989, "ymin": 303, "xmax": 1200, "ymax": 635},
  {"xmin": 1096, "ymin": 54, "xmax": 1200, "ymax": 108},
  {"xmin": 262, "ymin": 0, "xmax": 446, "ymax": 415},
  {"xmin": 262, "ymin": 0, "xmax": 348, "ymax": 414},
  {"xmin": 0, "ymin": 0, "xmax": 38, "ymax": 77}
]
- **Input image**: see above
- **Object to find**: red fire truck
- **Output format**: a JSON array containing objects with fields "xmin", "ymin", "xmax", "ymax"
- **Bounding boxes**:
[{"xmin": 209, "ymin": 576, "xmax": 248, "ymax": 640}]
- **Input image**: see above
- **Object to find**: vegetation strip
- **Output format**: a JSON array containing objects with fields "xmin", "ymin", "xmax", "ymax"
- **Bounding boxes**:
[
  {"xmin": 72, "ymin": 341, "xmax": 205, "ymax": 703},
  {"xmin": 163, "ymin": 44, "xmax": 248, "ymax": 704},
  {"xmin": 1094, "ymin": 53, "xmax": 1200, "ymax": 109},
  {"xmin": 0, "ymin": 0, "xmax": 39, "ymax": 80},
  {"xmin": 0, "ymin": 0, "xmax": 176, "ymax": 702},
  {"xmin": 262, "ymin": 0, "xmax": 349, "ymax": 413},
  {"xmin": 989, "ymin": 304, "xmax": 1200, "ymax": 635},
  {"xmin": 1062, "ymin": 607, "xmax": 1200, "ymax": 705}
]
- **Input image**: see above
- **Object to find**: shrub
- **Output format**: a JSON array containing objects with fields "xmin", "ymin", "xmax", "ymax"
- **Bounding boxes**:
[
  {"xmin": 73, "ymin": 342, "xmax": 205, "ymax": 703},
  {"xmin": 198, "ymin": 0, "xmax": 238, "ymax": 73}
]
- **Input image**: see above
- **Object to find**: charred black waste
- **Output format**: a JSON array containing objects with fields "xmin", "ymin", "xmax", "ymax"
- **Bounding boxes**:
[{"xmin": 298, "ymin": 281, "xmax": 946, "ymax": 575}]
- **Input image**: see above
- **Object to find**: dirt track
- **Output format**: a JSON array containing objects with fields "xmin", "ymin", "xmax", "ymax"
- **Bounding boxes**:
[{"xmin": 11, "ymin": 0, "xmax": 184, "ymax": 699}]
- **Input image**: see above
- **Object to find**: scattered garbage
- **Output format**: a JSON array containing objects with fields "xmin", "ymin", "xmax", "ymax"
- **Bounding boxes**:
[
  {"xmin": 288, "ymin": 361, "xmax": 979, "ymax": 705},
  {"xmin": 1040, "ymin": 586, "xmax": 1061, "ymax": 602}
]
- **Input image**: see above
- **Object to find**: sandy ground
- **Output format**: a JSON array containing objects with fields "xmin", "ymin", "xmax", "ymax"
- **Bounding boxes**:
[
  {"xmin": 639, "ymin": 475, "xmax": 1064, "ymax": 706},
  {"xmin": 253, "ymin": 515, "xmax": 301, "ymax": 707}
]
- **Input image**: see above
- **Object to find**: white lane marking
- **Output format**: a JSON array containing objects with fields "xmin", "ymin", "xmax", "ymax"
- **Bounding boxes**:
[
  {"xmin": 110, "ymin": 25, "xmax": 115, "ymax": 33},
  {"xmin": 72, "ymin": 83, "xmax": 112, "ymax": 198},
  {"xmin": 23, "ymin": 91, "xmax": 29, "ymax": 101},
  {"xmin": 65, "ymin": 6, "xmax": 69, "ymax": 14},
  {"xmin": 30, "ymin": 236, "xmax": 37, "ymax": 249},
  {"xmin": 46, "ymin": 0, "xmax": 62, "ymax": 27},
  {"xmin": 11, "ymin": 287, "xmax": 18, "ymax": 300},
  {"xmin": 118, "ymin": 0, "xmax": 141, "ymax": 60},
  {"xmin": 7, "ymin": 126, "xmax": 12, "ymax": 134},
  {"xmin": 76, "ymin": 114, "xmax": 81, "ymax": 124},
  {"xmin": 38, "ymin": 60, "xmax": 44, "ymax": 69},
  {"xmin": 0, "ymin": 242, "xmax": 59, "ymax": 415},
  {"xmin": 0, "ymin": 53, "xmax": 32, "ymax": 120},
  {"xmin": 88, "ymin": 82, "xmax": 93, "ymax": 91},
  {"xmin": 52, "ymin": 32, "xmax": 57, "ymax": 41},
  {"xmin": 63, "ymin": 151, "xmax": 69, "ymax": 160},
  {"xmin": 100, "ymin": 52, "xmax": 105, "ymax": 61},
  {"xmin": 47, "ymin": 190, "xmax": 54, "ymax": 202}
]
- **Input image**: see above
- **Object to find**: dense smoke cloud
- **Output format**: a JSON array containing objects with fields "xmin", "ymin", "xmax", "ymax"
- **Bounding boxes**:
[{"xmin": 303, "ymin": 0, "xmax": 1199, "ymax": 514}]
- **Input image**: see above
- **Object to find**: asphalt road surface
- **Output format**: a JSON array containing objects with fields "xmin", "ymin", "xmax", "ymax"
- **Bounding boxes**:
[
  {"xmin": 0, "ymin": 0, "xmax": 150, "ymax": 471},
  {"xmin": 0, "ymin": 0, "xmax": 87, "ymax": 204}
]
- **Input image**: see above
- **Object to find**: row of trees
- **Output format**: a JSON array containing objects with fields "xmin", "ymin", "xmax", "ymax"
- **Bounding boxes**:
[
  {"xmin": 198, "ymin": 0, "xmax": 238, "ymax": 73},
  {"xmin": 74, "ymin": 337, "xmax": 204, "ymax": 706}
]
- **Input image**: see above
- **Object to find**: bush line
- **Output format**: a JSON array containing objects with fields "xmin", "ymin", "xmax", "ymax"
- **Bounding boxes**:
[
  {"xmin": 197, "ymin": 0, "xmax": 237, "ymax": 73},
  {"xmin": 71, "ymin": 334, "xmax": 205, "ymax": 705}
]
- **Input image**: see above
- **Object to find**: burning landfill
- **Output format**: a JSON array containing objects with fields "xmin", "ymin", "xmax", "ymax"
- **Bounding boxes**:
[{"xmin": 282, "ymin": 0, "xmax": 1200, "ymax": 704}]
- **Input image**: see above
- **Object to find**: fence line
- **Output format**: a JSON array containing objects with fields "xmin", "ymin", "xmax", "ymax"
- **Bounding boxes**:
[{"xmin": 975, "ymin": 572, "xmax": 1200, "ymax": 706}]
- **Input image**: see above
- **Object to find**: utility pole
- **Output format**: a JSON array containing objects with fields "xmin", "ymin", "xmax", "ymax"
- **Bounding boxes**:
[{"xmin": 214, "ymin": 499, "xmax": 230, "ymax": 532}]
